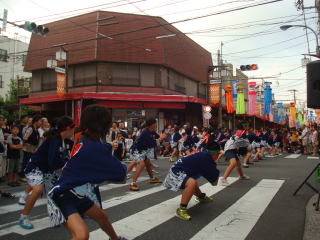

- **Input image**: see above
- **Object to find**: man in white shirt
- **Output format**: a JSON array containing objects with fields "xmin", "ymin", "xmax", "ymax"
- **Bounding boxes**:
[{"xmin": 301, "ymin": 125, "xmax": 309, "ymax": 154}]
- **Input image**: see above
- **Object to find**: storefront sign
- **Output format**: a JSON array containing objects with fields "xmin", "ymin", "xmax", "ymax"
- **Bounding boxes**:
[
  {"xmin": 209, "ymin": 85, "xmax": 220, "ymax": 104},
  {"xmin": 56, "ymin": 73, "xmax": 65, "ymax": 97}
]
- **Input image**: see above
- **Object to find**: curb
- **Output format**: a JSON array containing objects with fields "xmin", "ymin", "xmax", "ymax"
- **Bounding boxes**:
[{"xmin": 303, "ymin": 194, "xmax": 320, "ymax": 240}]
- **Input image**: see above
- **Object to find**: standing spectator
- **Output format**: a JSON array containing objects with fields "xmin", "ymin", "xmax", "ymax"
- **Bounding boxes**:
[
  {"xmin": 22, "ymin": 117, "xmax": 33, "ymax": 138},
  {"xmin": 109, "ymin": 122, "xmax": 119, "ymax": 142},
  {"xmin": 7, "ymin": 126, "xmax": 23, "ymax": 187},
  {"xmin": 301, "ymin": 125, "xmax": 309, "ymax": 154},
  {"xmin": 19, "ymin": 115, "xmax": 42, "ymax": 192},
  {"xmin": 312, "ymin": 126, "xmax": 319, "ymax": 156},
  {"xmin": 113, "ymin": 133, "xmax": 126, "ymax": 161},
  {"xmin": 118, "ymin": 122, "xmax": 128, "ymax": 138},
  {"xmin": 0, "ymin": 116, "xmax": 6, "ymax": 183},
  {"xmin": 17, "ymin": 115, "xmax": 29, "ymax": 139},
  {"xmin": 38, "ymin": 118, "xmax": 50, "ymax": 147}
]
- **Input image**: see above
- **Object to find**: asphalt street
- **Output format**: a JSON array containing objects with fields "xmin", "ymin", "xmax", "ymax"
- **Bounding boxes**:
[{"xmin": 0, "ymin": 153, "xmax": 318, "ymax": 240}]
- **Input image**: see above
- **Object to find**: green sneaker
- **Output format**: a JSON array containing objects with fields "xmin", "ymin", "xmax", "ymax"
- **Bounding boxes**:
[
  {"xmin": 176, "ymin": 207, "xmax": 191, "ymax": 221},
  {"xmin": 169, "ymin": 156, "xmax": 175, "ymax": 162},
  {"xmin": 196, "ymin": 195, "xmax": 213, "ymax": 202}
]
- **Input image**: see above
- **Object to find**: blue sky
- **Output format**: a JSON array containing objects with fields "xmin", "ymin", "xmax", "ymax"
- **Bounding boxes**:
[{"xmin": 1, "ymin": 0, "xmax": 318, "ymax": 105}]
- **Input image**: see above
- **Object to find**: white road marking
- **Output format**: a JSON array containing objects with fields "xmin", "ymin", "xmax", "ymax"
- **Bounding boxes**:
[
  {"xmin": 89, "ymin": 177, "xmax": 239, "ymax": 240},
  {"xmin": 0, "ymin": 177, "xmax": 160, "ymax": 237},
  {"xmin": 285, "ymin": 154, "xmax": 301, "ymax": 159},
  {"xmin": 307, "ymin": 156, "xmax": 319, "ymax": 159},
  {"xmin": 190, "ymin": 179, "xmax": 284, "ymax": 240},
  {"xmin": 0, "ymin": 177, "xmax": 149, "ymax": 215}
]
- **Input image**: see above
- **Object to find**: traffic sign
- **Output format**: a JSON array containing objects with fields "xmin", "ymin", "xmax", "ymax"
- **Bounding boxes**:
[
  {"xmin": 204, "ymin": 105, "xmax": 212, "ymax": 112},
  {"xmin": 203, "ymin": 112, "xmax": 212, "ymax": 119}
]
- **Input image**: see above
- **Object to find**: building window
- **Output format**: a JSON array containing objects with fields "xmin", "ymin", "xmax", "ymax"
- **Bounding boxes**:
[
  {"xmin": 0, "ymin": 76, "xmax": 3, "ymax": 88},
  {"xmin": 198, "ymin": 83, "xmax": 206, "ymax": 100},
  {"xmin": 74, "ymin": 63, "xmax": 97, "ymax": 86},
  {"xmin": 42, "ymin": 69, "xmax": 56, "ymax": 90},
  {"xmin": 111, "ymin": 63, "xmax": 139, "ymax": 86},
  {"xmin": 0, "ymin": 49, "xmax": 8, "ymax": 62},
  {"xmin": 168, "ymin": 70, "xmax": 185, "ymax": 94}
]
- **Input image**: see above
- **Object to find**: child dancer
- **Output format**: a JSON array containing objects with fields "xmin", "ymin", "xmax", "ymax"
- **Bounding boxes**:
[
  {"xmin": 127, "ymin": 119, "xmax": 162, "ymax": 191},
  {"xmin": 48, "ymin": 105, "xmax": 127, "ymax": 240},
  {"xmin": 219, "ymin": 122, "xmax": 250, "ymax": 186},
  {"xmin": 19, "ymin": 116, "xmax": 75, "ymax": 229},
  {"xmin": 163, "ymin": 135, "xmax": 220, "ymax": 220}
]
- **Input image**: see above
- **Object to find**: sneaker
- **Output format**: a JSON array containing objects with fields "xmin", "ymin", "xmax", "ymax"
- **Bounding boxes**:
[
  {"xmin": 19, "ymin": 216, "xmax": 34, "ymax": 229},
  {"xmin": 243, "ymin": 164, "xmax": 249, "ymax": 168},
  {"xmin": 195, "ymin": 194, "xmax": 213, "ymax": 202},
  {"xmin": 149, "ymin": 178, "xmax": 162, "ymax": 184},
  {"xmin": 169, "ymin": 156, "xmax": 175, "ymax": 162},
  {"xmin": 18, "ymin": 193, "xmax": 27, "ymax": 205},
  {"xmin": 218, "ymin": 177, "xmax": 230, "ymax": 187},
  {"xmin": 239, "ymin": 175, "xmax": 250, "ymax": 180},
  {"xmin": 118, "ymin": 237, "xmax": 129, "ymax": 240},
  {"xmin": 129, "ymin": 183, "xmax": 139, "ymax": 191},
  {"xmin": 0, "ymin": 191, "xmax": 15, "ymax": 199},
  {"xmin": 253, "ymin": 158, "xmax": 259, "ymax": 162},
  {"xmin": 176, "ymin": 207, "xmax": 191, "ymax": 221}
]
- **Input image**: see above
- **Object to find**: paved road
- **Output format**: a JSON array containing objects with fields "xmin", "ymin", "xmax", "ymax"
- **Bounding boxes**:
[{"xmin": 0, "ymin": 154, "xmax": 319, "ymax": 240}]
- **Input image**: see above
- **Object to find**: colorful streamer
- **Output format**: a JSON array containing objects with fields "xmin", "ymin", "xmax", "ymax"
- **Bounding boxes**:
[
  {"xmin": 236, "ymin": 83, "xmax": 245, "ymax": 114},
  {"xmin": 248, "ymin": 82, "xmax": 256, "ymax": 115},
  {"xmin": 225, "ymin": 85, "xmax": 234, "ymax": 113},
  {"xmin": 289, "ymin": 103, "xmax": 296, "ymax": 128},
  {"xmin": 263, "ymin": 82, "xmax": 272, "ymax": 114}
]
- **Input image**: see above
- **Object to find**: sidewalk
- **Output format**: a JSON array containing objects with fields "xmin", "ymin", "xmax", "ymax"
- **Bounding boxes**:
[{"xmin": 304, "ymin": 194, "xmax": 320, "ymax": 240}]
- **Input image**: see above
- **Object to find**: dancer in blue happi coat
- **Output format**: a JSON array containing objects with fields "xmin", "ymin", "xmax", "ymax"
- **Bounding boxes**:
[
  {"xmin": 19, "ymin": 116, "xmax": 75, "ymax": 229},
  {"xmin": 163, "ymin": 134, "xmax": 220, "ymax": 221},
  {"xmin": 48, "ymin": 105, "xmax": 128, "ymax": 240}
]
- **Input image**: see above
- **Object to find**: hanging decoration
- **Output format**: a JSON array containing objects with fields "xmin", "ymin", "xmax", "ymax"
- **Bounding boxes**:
[
  {"xmin": 248, "ymin": 82, "xmax": 256, "ymax": 115},
  {"xmin": 232, "ymin": 80, "xmax": 238, "ymax": 99},
  {"xmin": 224, "ymin": 85, "xmax": 234, "ymax": 113},
  {"xmin": 236, "ymin": 83, "xmax": 245, "ymax": 114},
  {"xmin": 289, "ymin": 102, "xmax": 296, "ymax": 128},
  {"xmin": 297, "ymin": 112, "xmax": 304, "ymax": 127},
  {"xmin": 277, "ymin": 103, "xmax": 285, "ymax": 123},
  {"xmin": 263, "ymin": 82, "xmax": 272, "ymax": 114},
  {"xmin": 288, "ymin": 113, "xmax": 295, "ymax": 128},
  {"xmin": 209, "ymin": 85, "xmax": 220, "ymax": 105}
]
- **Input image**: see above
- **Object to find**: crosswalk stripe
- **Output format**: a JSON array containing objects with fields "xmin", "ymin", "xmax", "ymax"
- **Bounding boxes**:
[
  {"xmin": 0, "ymin": 179, "xmax": 162, "ymax": 237},
  {"xmin": 89, "ymin": 177, "xmax": 239, "ymax": 240},
  {"xmin": 0, "ymin": 177, "xmax": 149, "ymax": 215},
  {"xmin": 307, "ymin": 156, "xmax": 319, "ymax": 159},
  {"xmin": 285, "ymin": 154, "xmax": 301, "ymax": 159},
  {"xmin": 190, "ymin": 179, "xmax": 284, "ymax": 240}
]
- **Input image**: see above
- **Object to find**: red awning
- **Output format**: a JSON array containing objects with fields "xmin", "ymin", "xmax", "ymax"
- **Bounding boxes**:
[{"xmin": 20, "ymin": 92, "xmax": 205, "ymax": 107}]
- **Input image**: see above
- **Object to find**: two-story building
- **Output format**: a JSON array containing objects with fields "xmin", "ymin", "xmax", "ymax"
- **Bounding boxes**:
[{"xmin": 21, "ymin": 11, "xmax": 212, "ymax": 129}]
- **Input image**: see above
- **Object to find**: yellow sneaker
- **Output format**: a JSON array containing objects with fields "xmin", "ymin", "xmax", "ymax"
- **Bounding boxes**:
[{"xmin": 176, "ymin": 207, "xmax": 191, "ymax": 221}]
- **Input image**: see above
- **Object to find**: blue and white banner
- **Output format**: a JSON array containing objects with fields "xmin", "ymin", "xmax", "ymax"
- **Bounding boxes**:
[{"xmin": 232, "ymin": 80, "xmax": 238, "ymax": 99}]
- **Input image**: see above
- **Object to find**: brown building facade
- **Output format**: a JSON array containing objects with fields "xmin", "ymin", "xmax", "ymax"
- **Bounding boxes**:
[{"xmin": 21, "ymin": 11, "xmax": 212, "ymax": 129}]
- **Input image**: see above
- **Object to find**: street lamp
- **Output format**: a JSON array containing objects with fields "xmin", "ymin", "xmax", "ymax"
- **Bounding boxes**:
[{"xmin": 280, "ymin": 24, "xmax": 320, "ymax": 57}]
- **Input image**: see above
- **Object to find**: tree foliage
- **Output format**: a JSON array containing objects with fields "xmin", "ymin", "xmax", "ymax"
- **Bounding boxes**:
[{"xmin": 0, "ymin": 76, "xmax": 33, "ymax": 122}]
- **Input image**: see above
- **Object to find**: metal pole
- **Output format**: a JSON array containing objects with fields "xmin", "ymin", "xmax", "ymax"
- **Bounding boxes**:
[{"xmin": 218, "ymin": 44, "xmax": 223, "ymax": 128}]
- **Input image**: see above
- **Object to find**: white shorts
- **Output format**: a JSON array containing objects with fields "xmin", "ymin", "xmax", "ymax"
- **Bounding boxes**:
[{"xmin": 131, "ymin": 148, "xmax": 154, "ymax": 162}]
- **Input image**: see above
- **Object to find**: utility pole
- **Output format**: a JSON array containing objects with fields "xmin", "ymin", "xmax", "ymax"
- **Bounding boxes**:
[
  {"xmin": 218, "ymin": 42, "xmax": 223, "ymax": 128},
  {"xmin": 288, "ymin": 89, "xmax": 298, "ymax": 105}
]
